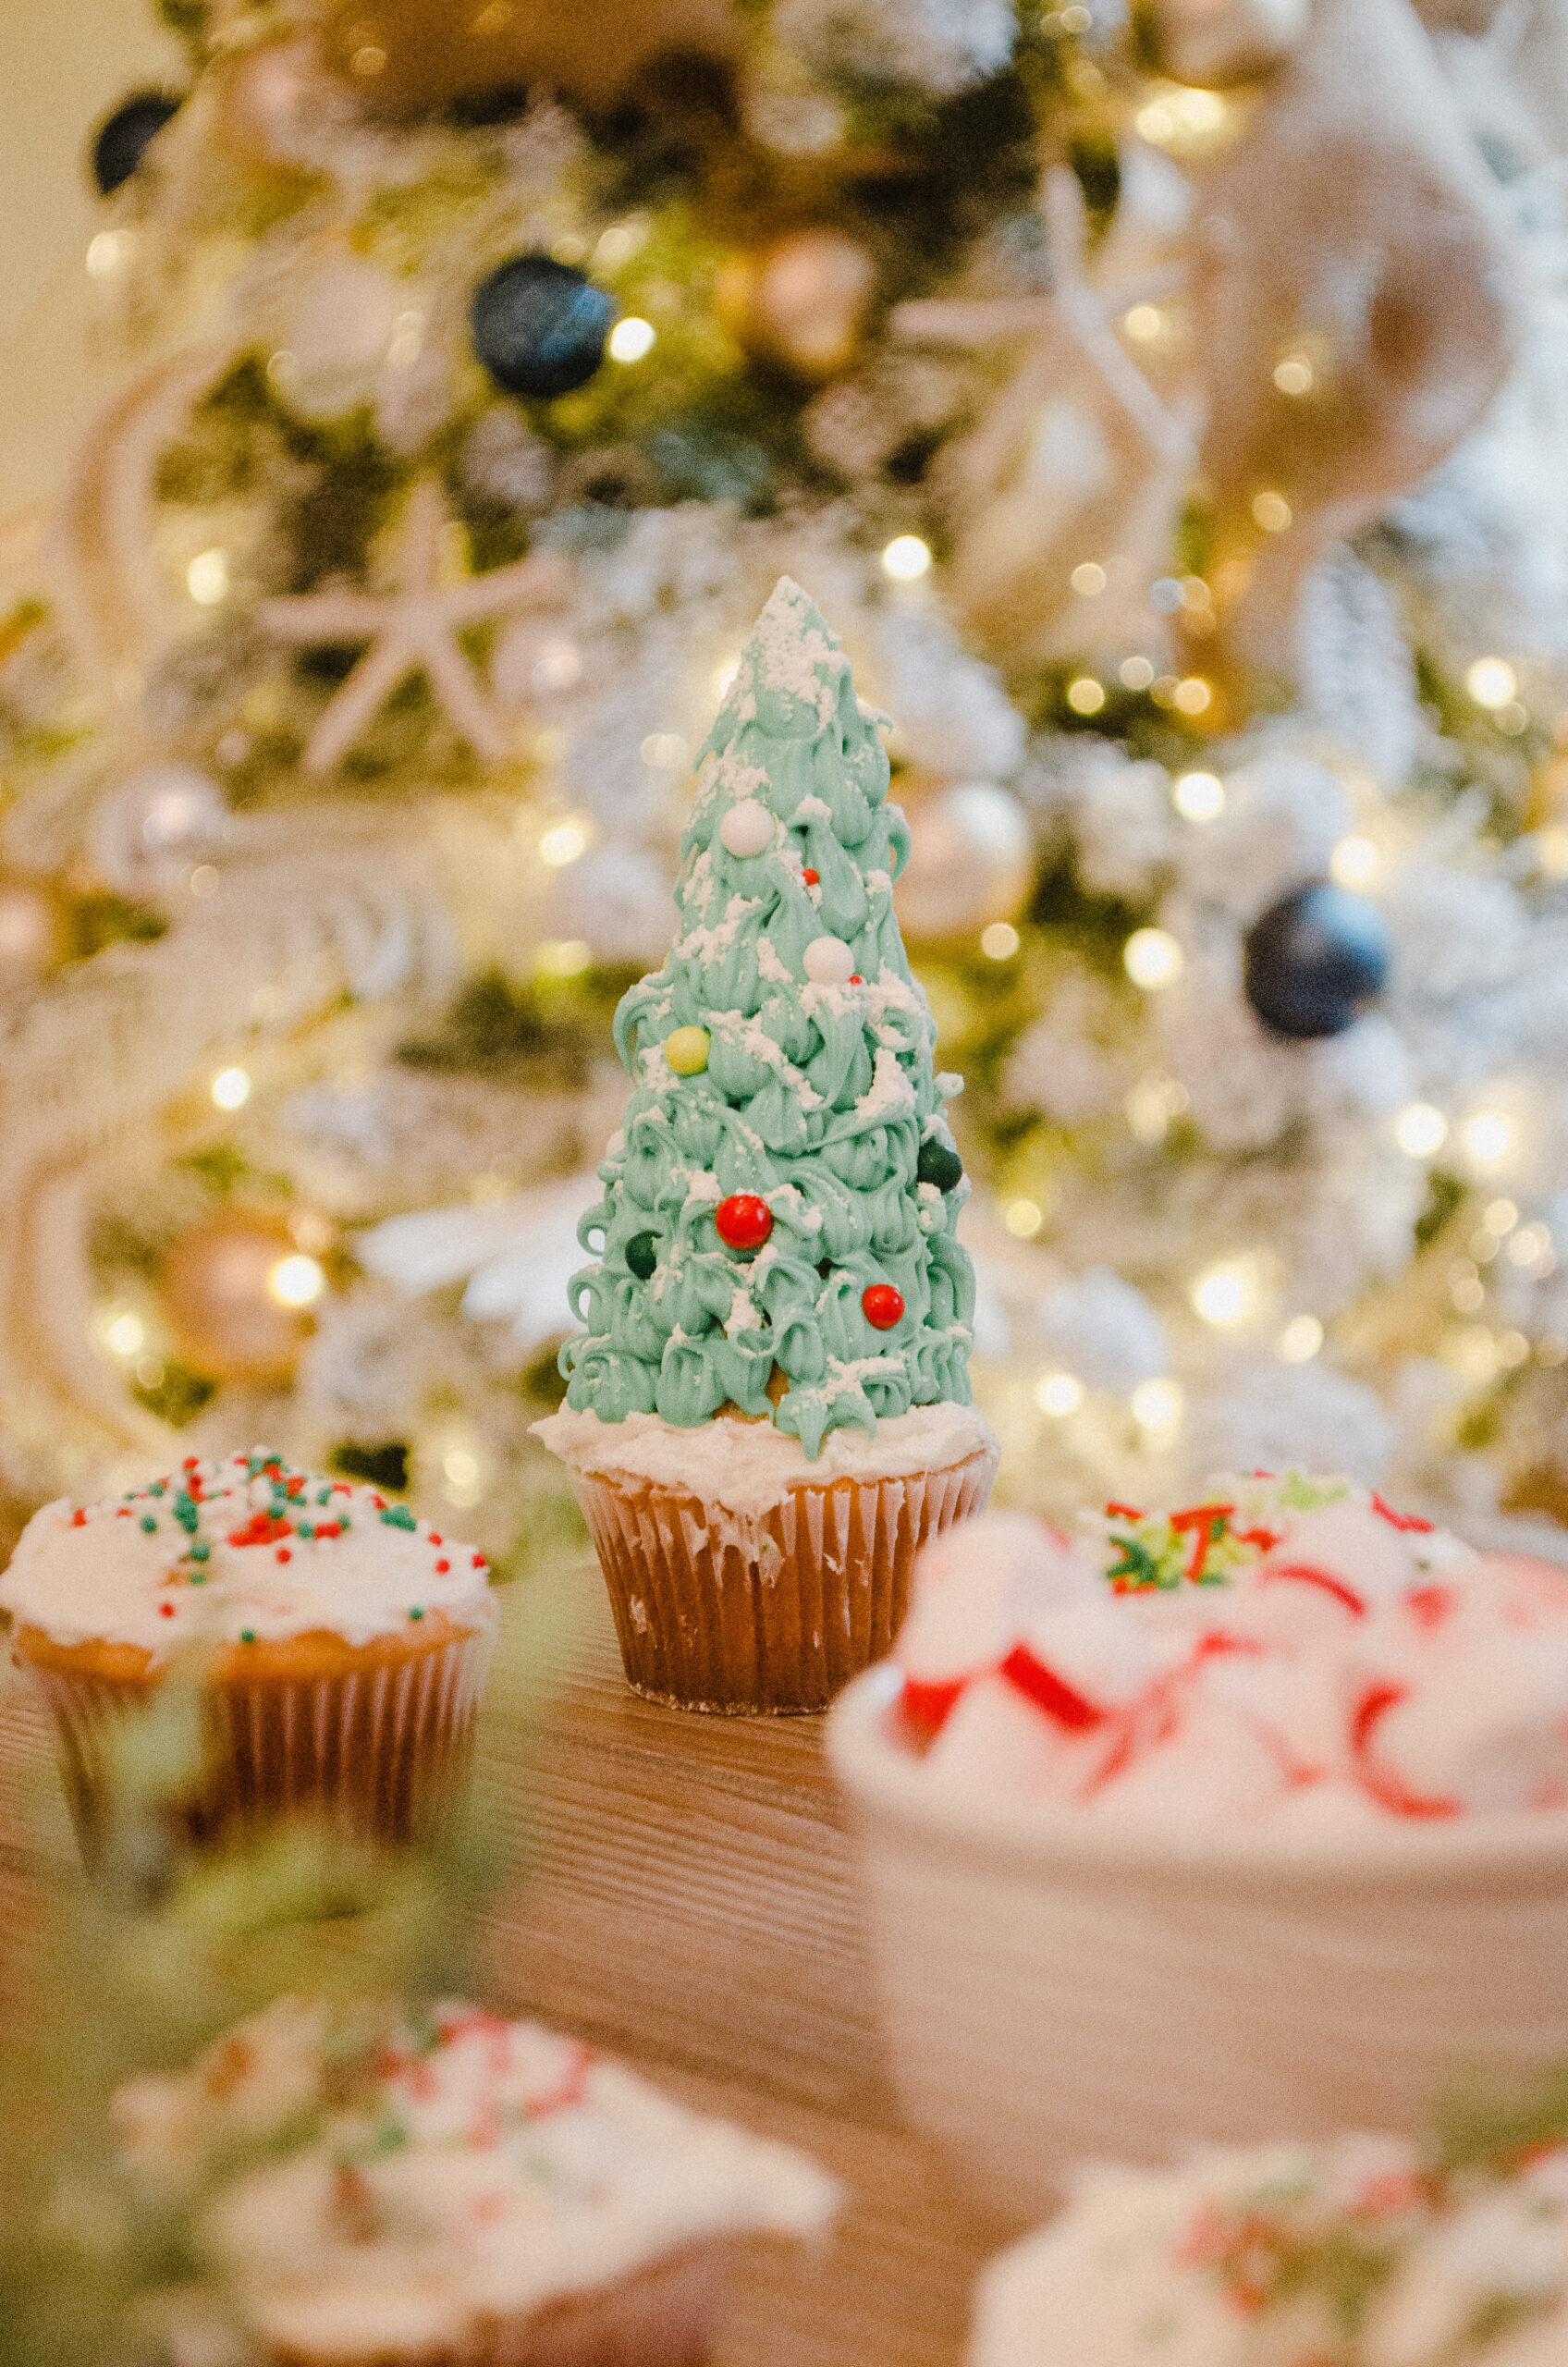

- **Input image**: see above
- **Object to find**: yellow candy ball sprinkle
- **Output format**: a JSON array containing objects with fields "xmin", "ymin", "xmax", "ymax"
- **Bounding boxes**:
[{"xmin": 665, "ymin": 1026, "xmax": 711, "ymax": 1076}]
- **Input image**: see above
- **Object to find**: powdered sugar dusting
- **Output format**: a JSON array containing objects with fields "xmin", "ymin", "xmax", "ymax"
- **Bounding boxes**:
[{"xmin": 720, "ymin": 575, "xmax": 846, "ymax": 727}]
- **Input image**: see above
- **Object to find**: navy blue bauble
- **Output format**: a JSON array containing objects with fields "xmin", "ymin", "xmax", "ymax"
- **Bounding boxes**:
[
  {"xmin": 92, "ymin": 92, "xmax": 182, "ymax": 195},
  {"xmin": 471, "ymin": 256, "xmax": 616, "ymax": 399},
  {"xmin": 1243, "ymin": 881, "xmax": 1390, "ymax": 1040}
]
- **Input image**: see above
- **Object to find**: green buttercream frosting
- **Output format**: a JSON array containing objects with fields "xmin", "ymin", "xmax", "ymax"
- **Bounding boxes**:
[{"xmin": 559, "ymin": 576, "xmax": 976, "ymax": 1459}]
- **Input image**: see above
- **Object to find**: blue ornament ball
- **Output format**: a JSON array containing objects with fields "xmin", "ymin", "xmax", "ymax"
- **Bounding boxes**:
[
  {"xmin": 1243, "ymin": 880, "xmax": 1390, "ymax": 1040},
  {"xmin": 471, "ymin": 256, "xmax": 616, "ymax": 399},
  {"xmin": 92, "ymin": 92, "xmax": 181, "ymax": 195}
]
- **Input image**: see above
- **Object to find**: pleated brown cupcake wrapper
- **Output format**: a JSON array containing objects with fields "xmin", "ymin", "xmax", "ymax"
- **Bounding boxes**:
[
  {"xmin": 573, "ymin": 1445, "xmax": 997, "ymax": 1715},
  {"xmin": 30, "ymin": 1629, "xmax": 492, "ymax": 1866}
]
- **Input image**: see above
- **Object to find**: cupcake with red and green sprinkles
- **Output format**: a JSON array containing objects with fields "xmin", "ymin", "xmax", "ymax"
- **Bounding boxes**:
[{"xmin": 0, "ymin": 1449, "xmax": 496, "ymax": 1859}]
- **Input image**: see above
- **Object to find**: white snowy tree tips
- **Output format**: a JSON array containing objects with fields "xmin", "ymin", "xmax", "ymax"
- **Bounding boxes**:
[
  {"xmin": 719, "ymin": 798, "xmax": 775, "ymax": 857},
  {"xmin": 804, "ymin": 935, "xmax": 856, "ymax": 985}
]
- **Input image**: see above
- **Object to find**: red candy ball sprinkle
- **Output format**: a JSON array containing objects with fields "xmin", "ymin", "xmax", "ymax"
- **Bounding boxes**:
[
  {"xmin": 715, "ymin": 1193, "xmax": 774, "ymax": 1251},
  {"xmin": 863, "ymin": 1283, "xmax": 905, "ymax": 1331},
  {"xmin": 802, "ymin": 867, "xmax": 819, "ymax": 885}
]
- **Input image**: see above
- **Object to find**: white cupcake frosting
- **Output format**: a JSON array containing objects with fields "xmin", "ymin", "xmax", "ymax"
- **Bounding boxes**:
[
  {"xmin": 533, "ymin": 1400, "xmax": 996, "ymax": 1515},
  {"xmin": 114, "ymin": 1997, "xmax": 839, "ymax": 2352},
  {"xmin": 0, "ymin": 1451, "xmax": 496, "ymax": 1663},
  {"xmin": 971, "ymin": 2133, "xmax": 1568, "ymax": 2367}
]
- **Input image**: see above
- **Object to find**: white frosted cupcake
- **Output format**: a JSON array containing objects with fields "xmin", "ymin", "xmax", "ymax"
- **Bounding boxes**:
[
  {"xmin": 971, "ymin": 2129, "xmax": 1568, "ymax": 2367},
  {"xmin": 536, "ymin": 1400, "xmax": 996, "ymax": 1715},
  {"xmin": 534, "ymin": 580, "xmax": 998, "ymax": 1714},
  {"xmin": 0, "ymin": 1449, "xmax": 496, "ymax": 1857},
  {"xmin": 115, "ymin": 1995, "xmax": 839, "ymax": 2367}
]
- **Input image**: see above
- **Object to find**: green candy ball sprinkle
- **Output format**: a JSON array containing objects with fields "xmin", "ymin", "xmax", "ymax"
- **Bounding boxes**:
[
  {"xmin": 916, "ymin": 1138, "xmax": 964, "ymax": 1193},
  {"xmin": 625, "ymin": 1232, "xmax": 659, "ymax": 1281}
]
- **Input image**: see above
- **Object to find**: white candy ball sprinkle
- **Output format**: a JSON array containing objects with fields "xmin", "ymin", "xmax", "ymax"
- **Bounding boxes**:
[
  {"xmin": 804, "ymin": 935, "xmax": 856, "ymax": 986},
  {"xmin": 718, "ymin": 798, "xmax": 774, "ymax": 858}
]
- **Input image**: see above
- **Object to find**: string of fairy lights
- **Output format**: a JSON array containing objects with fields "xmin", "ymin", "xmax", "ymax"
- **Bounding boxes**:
[
  {"xmin": 79, "ymin": 493, "xmax": 1568, "ymax": 1500},
  {"xmin": 50, "ymin": 25, "xmax": 1568, "ymax": 1511}
]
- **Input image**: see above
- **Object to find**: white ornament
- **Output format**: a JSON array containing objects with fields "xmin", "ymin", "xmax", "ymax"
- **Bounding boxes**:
[
  {"xmin": 270, "ymin": 255, "xmax": 410, "ymax": 424},
  {"xmin": 876, "ymin": 608, "xmax": 1025, "ymax": 781},
  {"xmin": 1188, "ymin": 0, "xmax": 1516, "ymax": 682},
  {"xmin": 889, "ymin": 169, "xmax": 1194, "ymax": 668},
  {"xmin": 92, "ymin": 762, "xmax": 227, "ymax": 894},
  {"xmin": 1036, "ymin": 1268, "xmax": 1171, "ymax": 1394},
  {"xmin": 894, "ymin": 780, "xmax": 1032, "ymax": 940},
  {"xmin": 804, "ymin": 934, "xmax": 856, "ymax": 984},
  {"xmin": 48, "ymin": 345, "xmax": 239, "ymax": 721},
  {"xmin": 719, "ymin": 798, "xmax": 775, "ymax": 857}
]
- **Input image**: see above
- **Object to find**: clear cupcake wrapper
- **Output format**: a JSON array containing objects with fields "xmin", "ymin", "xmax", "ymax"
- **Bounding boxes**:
[
  {"xmin": 29, "ymin": 1627, "xmax": 492, "ymax": 1864},
  {"xmin": 573, "ymin": 1445, "xmax": 997, "ymax": 1715}
]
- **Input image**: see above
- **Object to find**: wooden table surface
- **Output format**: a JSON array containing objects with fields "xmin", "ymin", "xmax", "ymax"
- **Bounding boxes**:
[{"xmin": 0, "ymin": 1561, "xmax": 1019, "ymax": 2367}]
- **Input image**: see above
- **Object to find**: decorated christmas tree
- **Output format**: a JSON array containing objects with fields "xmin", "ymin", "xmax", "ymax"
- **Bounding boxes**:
[
  {"xmin": 562, "ymin": 574, "xmax": 974, "ymax": 1455},
  {"xmin": 0, "ymin": 0, "xmax": 1567, "ymax": 1551}
]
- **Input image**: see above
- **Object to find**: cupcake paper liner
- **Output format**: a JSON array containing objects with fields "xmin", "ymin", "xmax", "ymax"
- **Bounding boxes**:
[
  {"xmin": 251, "ymin": 2237, "xmax": 730, "ymax": 2367},
  {"xmin": 573, "ymin": 1446, "xmax": 997, "ymax": 1715},
  {"xmin": 30, "ymin": 1627, "xmax": 491, "ymax": 1863},
  {"xmin": 437, "ymin": 2237, "xmax": 728, "ymax": 2367}
]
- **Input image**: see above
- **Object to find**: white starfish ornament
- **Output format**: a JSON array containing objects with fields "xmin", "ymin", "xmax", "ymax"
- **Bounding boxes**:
[
  {"xmin": 889, "ymin": 168, "xmax": 1195, "ymax": 668},
  {"xmin": 1188, "ymin": 0, "xmax": 1518, "ymax": 687},
  {"xmin": 261, "ymin": 476, "xmax": 570, "ymax": 774}
]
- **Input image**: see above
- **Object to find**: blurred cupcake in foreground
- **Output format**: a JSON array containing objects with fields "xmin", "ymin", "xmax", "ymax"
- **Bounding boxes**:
[
  {"xmin": 971, "ymin": 2122, "xmax": 1568, "ymax": 2367},
  {"xmin": 0, "ymin": 1448, "xmax": 496, "ymax": 1859},
  {"xmin": 114, "ymin": 1994, "xmax": 839, "ymax": 2367}
]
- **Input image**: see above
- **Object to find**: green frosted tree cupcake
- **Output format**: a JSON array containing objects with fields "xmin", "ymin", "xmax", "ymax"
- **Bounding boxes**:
[{"xmin": 535, "ymin": 578, "xmax": 997, "ymax": 1712}]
